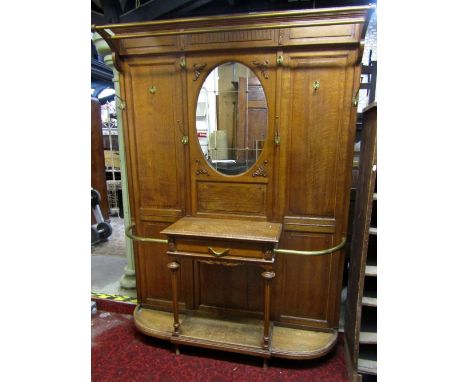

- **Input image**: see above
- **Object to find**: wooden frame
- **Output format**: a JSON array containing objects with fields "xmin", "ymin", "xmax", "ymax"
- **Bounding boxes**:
[{"xmin": 96, "ymin": 5, "xmax": 374, "ymax": 365}]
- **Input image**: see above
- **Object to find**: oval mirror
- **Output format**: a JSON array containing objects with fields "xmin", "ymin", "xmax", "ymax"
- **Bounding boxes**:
[{"xmin": 196, "ymin": 62, "xmax": 268, "ymax": 176}]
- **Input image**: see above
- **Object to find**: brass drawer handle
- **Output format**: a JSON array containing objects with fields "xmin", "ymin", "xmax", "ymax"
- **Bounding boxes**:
[{"xmin": 208, "ymin": 247, "xmax": 230, "ymax": 257}]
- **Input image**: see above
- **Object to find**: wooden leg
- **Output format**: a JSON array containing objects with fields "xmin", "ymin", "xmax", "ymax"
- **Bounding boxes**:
[
  {"xmin": 167, "ymin": 261, "xmax": 181, "ymax": 336},
  {"xmin": 263, "ymin": 358, "xmax": 268, "ymax": 370},
  {"xmin": 175, "ymin": 344, "xmax": 180, "ymax": 356},
  {"xmin": 261, "ymin": 270, "xmax": 275, "ymax": 350}
]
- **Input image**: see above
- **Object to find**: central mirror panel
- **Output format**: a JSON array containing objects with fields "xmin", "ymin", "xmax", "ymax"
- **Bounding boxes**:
[{"xmin": 196, "ymin": 62, "xmax": 268, "ymax": 176}]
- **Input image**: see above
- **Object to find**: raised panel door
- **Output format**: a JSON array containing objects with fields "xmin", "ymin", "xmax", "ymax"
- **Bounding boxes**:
[
  {"xmin": 121, "ymin": 56, "xmax": 189, "ymax": 308},
  {"xmin": 274, "ymin": 50, "xmax": 359, "ymax": 328}
]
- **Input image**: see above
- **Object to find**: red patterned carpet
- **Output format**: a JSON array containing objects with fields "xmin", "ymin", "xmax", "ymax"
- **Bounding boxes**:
[{"xmin": 92, "ymin": 302, "xmax": 348, "ymax": 382}]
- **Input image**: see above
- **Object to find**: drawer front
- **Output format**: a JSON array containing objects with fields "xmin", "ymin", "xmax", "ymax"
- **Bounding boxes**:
[{"xmin": 175, "ymin": 238, "xmax": 266, "ymax": 260}]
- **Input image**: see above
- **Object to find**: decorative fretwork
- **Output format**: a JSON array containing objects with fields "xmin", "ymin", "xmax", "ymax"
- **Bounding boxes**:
[
  {"xmin": 252, "ymin": 60, "xmax": 269, "ymax": 79},
  {"xmin": 195, "ymin": 159, "xmax": 210, "ymax": 176},
  {"xmin": 193, "ymin": 63, "xmax": 207, "ymax": 81},
  {"xmin": 252, "ymin": 160, "xmax": 268, "ymax": 177}
]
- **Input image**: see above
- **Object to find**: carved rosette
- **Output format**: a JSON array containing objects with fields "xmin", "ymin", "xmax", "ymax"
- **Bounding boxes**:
[
  {"xmin": 252, "ymin": 160, "xmax": 268, "ymax": 177},
  {"xmin": 167, "ymin": 238, "xmax": 176, "ymax": 252},
  {"xmin": 264, "ymin": 249, "xmax": 274, "ymax": 261}
]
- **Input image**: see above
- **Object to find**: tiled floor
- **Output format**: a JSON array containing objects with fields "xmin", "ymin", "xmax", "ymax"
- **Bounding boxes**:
[{"xmin": 91, "ymin": 216, "xmax": 136, "ymax": 298}]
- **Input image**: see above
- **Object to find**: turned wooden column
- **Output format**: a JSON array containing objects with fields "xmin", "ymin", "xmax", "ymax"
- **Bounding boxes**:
[
  {"xmin": 92, "ymin": 32, "xmax": 136, "ymax": 290},
  {"xmin": 167, "ymin": 261, "xmax": 181, "ymax": 336},
  {"xmin": 261, "ymin": 269, "xmax": 275, "ymax": 350}
]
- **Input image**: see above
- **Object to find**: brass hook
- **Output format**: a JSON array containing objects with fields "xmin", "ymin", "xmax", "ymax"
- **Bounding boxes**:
[
  {"xmin": 274, "ymin": 116, "xmax": 280, "ymax": 145},
  {"xmin": 276, "ymin": 55, "xmax": 284, "ymax": 66},
  {"xmin": 177, "ymin": 120, "xmax": 188, "ymax": 145},
  {"xmin": 114, "ymin": 94, "xmax": 126, "ymax": 110}
]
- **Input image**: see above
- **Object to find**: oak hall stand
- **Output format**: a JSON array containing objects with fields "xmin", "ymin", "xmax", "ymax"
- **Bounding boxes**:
[{"xmin": 94, "ymin": 5, "xmax": 373, "ymax": 366}]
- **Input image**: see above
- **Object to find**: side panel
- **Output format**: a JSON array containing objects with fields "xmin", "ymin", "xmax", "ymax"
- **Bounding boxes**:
[
  {"xmin": 122, "ymin": 56, "xmax": 190, "ymax": 308},
  {"xmin": 274, "ymin": 50, "xmax": 358, "ymax": 328}
]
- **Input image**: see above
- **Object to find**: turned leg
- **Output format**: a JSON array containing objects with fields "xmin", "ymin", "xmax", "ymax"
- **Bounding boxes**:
[
  {"xmin": 261, "ymin": 270, "xmax": 275, "ymax": 350},
  {"xmin": 167, "ymin": 261, "xmax": 181, "ymax": 336}
]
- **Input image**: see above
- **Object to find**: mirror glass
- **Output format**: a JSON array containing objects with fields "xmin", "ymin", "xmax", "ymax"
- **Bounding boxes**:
[{"xmin": 196, "ymin": 62, "xmax": 268, "ymax": 175}]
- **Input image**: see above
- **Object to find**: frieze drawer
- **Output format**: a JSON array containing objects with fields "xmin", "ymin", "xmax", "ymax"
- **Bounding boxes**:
[{"xmin": 174, "ymin": 238, "xmax": 271, "ymax": 260}]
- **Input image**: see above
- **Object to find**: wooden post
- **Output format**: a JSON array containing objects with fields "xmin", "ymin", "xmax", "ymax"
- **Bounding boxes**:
[
  {"xmin": 261, "ymin": 270, "xmax": 275, "ymax": 350},
  {"xmin": 168, "ymin": 261, "xmax": 181, "ymax": 336}
]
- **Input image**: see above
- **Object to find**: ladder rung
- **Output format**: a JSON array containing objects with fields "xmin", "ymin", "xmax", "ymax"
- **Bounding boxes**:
[
  {"xmin": 365, "ymin": 265, "xmax": 377, "ymax": 277},
  {"xmin": 359, "ymin": 331, "xmax": 377, "ymax": 344},
  {"xmin": 369, "ymin": 227, "xmax": 377, "ymax": 235},
  {"xmin": 362, "ymin": 296, "xmax": 377, "ymax": 307},
  {"xmin": 358, "ymin": 358, "xmax": 377, "ymax": 375}
]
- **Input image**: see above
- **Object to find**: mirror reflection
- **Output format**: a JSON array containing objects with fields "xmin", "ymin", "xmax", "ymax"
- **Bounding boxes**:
[{"xmin": 196, "ymin": 62, "xmax": 268, "ymax": 175}]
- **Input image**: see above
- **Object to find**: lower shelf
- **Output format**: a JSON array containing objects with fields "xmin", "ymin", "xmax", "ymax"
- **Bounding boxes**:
[{"xmin": 134, "ymin": 305, "xmax": 337, "ymax": 360}]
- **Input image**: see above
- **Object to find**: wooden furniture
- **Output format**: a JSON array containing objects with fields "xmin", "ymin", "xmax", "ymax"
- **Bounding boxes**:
[
  {"xmin": 161, "ymin": 217, "xmax": 281, "ymax": 359},
  {"xmin": 94, "ymin": 5, "xmax": 373, "ymax": 364},
  {"xmin": 344, "ymin": 102, "xmax": 377, "ymax": 380},
  {"xmin": 91, "ymin": 97, "xmax": 110, "ymax": 223}
]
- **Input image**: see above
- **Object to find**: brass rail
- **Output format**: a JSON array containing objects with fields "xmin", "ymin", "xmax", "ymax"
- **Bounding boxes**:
[
  {"xmin": 125, "ymin": 223, "xmax": 168, "ymax": 244},
  {"xmin": 125, "ymin": 223, "xmax": 346, "ymax": 256},
  {"xmin": 274, "ymin": 237, "xmax": 346, "ymax": 256}
]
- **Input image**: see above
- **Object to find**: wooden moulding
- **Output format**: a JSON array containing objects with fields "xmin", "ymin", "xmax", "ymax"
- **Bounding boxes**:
[
  {"xmin": 93, "ymin": 5, "xmax": 374, "ymax": 57},
  {"xmin": 134, "ymin": 305, "xmax": 338, "ymax": 360}
]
